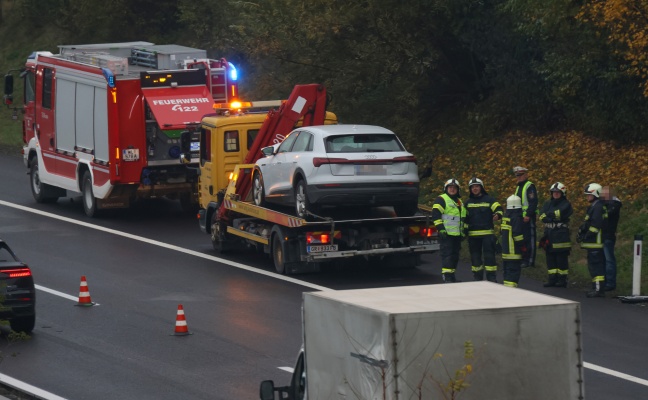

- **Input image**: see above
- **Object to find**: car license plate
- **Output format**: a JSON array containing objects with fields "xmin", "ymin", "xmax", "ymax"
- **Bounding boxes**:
[
  {"xmin": 355, "ymin": 164, "xmax": 387, "ymax": 175},
  {"xmin": 307, "ymin": 245, "xmax": 338, "ymax": 253},
  {"xmin": 122, "ymin": 148, "xmax": 140, "ymax": 161},
  {"xmin": 190, "ymin": 141, "xmax": 200, "ymax": 152}
]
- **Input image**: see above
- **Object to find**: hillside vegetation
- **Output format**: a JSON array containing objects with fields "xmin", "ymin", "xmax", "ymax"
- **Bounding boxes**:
[{"xmin": 0, "ymin": 0, "xmax": 646, "ymax": 292}]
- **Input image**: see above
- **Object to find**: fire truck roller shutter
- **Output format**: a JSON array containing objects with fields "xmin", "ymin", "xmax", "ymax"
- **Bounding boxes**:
[{"xmin": 142, "ymin": 86, "xmax": 215, "ymax": 131}]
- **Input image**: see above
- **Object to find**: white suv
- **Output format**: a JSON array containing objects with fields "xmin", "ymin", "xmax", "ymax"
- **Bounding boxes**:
[{"xmin": 252, "ymin": 125, "xmax": 419, "ymax": 218}]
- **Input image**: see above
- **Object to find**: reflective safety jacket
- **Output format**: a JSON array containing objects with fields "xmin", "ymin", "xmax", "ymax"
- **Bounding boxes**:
[
  {"xmin": 501, "ymin": 208, "xmax": 525, "ymax": 260},
  {"xmin": 515, "ymin": 179, "xmax": 538, "ymax": 218},
  {"xmin": 465, "ymin": 193, "xmax": 503, "ymax": 236},
  {"xmin": 539, "ymin": 196, "xmax": 573, "ymax": 252},
  {"xmin": 431, "ymin": 193, "xmax": 466, "ymax": 236},
  {"xmin": 580, "ymin": 199, "xmax": 607, "ymax": 250}
]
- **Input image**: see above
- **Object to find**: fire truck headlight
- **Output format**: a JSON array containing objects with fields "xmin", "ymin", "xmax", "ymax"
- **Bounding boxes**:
[{"xmin": 168, "ymin": 146, "xmax": 181, "ymax": 159}]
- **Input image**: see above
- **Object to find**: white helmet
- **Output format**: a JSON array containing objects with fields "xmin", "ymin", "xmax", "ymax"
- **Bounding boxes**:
[
  {"xmin": 469, "ymin": 177, "xmax": 484, "ymax": 188},
  {"xmin": 444, "ymin": 178, "xmax": 461, "ymax": 191},
  {"xmin": 507, "ymin": 195, "xmax": 522, "ymax": 210},
  {"xmin": 584, "ymin": 183, "xmax": 602, "ymax": 198},
  {"xmin": 550, "ymin": 182, "xmax": 567, "ymax": 196}
]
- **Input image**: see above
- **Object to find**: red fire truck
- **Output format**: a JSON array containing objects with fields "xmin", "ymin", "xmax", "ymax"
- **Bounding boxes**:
[{"xmin": 3, "ymin": 41, "xmax": 239, "ymax": 216}]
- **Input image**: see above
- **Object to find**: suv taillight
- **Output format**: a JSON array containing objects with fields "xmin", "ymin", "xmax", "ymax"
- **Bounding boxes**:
[{"xmin": 2, "ymin": 268, "xmax": 32, "ymax": 278}]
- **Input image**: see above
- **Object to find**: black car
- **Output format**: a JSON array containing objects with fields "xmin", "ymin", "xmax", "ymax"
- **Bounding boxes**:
[{"xmin": 0, "ymin": 240, "xmax": 36, "ymax": 333}]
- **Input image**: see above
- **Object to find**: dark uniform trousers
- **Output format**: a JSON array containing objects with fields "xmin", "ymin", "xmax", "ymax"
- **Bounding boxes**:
[
  {"xmin": 440, "ymin": 236, "xmax": 462, "ymax": 282},
  {"xmin": 468, "ymin": 235, "xmax": 497, "ymax": 281}
]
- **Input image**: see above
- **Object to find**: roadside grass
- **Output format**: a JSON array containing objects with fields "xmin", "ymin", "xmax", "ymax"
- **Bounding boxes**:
[{"xmin": 414, "ymin": 130, "xmax": 648, "ymax": 294}]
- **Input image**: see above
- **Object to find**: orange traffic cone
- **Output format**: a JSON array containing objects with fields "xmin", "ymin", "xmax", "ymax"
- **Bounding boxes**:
[
  {"xmin": 172, "ymin": 304, "xmax": 192, "ymax": 336},
  {"xmin": 76, "ymin": 275, "xmax": 95, "ymax": 307}
]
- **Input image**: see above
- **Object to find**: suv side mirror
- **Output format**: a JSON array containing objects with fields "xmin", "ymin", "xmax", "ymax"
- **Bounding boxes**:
[
  {"xmin": 259, "ymin": 380, "xmax": 275, "ymax": 400},
  {"xmin": 261, "ymin": 146, "xmax": 275, "ymax": 157}
]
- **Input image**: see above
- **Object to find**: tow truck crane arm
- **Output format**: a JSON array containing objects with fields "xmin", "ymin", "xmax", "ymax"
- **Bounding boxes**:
[{"xmin": 236, "ymin": 84, "xmax": 328, "ymax": 200}]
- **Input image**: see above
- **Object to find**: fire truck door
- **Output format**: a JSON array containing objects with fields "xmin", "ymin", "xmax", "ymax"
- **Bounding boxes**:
[
  {"xmin": 35, "ymin": 66, "xmax": 57, "ymax": 174},
  {"xmin": 22, "ymin": 68, "xmax": 37, "ymax": 151}
]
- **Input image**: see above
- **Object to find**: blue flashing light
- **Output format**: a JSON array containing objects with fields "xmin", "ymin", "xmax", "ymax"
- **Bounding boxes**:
[
  {"xmin": 228, "ymin": 62, "xmax": 238, "ymax": 81},
  {"xmin": 101, "ymin": 68, "xmax": 116, "ymax": 88}
]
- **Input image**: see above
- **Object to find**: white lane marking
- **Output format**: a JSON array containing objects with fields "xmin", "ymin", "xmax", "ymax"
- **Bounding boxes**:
[
  {"xmin": 34, "ymin": 284, "xmax": 101, "ymax": 305},
  {"xmin": 0, "ymin": 200, "xmax": 331, "ymax": 292},
  {"xmin": 4, "ymin": 201, "xmax": 648, "ymax": 388},
  {"xmin": 35, "ymin": 284, "xmax": 79, "ymax": 302},
  {"xmin": 584, "ymin": 362, "xmax": 648, "ymax": 387},
  {"xmin": 0, "ymin": 372, "xmax": 67, "ymax": 400},
  {"xmin": 278, "ymin": 367, "xmax": 294, "ymax": 373}
]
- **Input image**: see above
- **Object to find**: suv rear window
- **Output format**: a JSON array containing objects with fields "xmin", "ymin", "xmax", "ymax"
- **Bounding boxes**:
[{"xmin": 326, "ymin": 134, "xmax": 403, "ymax": 153}]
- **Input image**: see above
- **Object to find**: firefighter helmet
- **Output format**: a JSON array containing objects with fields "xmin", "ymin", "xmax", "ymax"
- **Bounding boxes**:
[
  {"xmin": 469, "ymin": 177, "xmax": 484, "ymax": 188},
  {"xmin": 584, "ymin": 183, "xmax": 602, "ymax": 198},
  {"xmin": 444, "ymin": 178, "xmax": 460, "ymax": 191},
  {"xmin": 506, "ymin": 195, "xmax": 522, "ymax": 210},
  {"xmin": 550, "ymin": 182, "xmax": 567, "ymax": 196}
]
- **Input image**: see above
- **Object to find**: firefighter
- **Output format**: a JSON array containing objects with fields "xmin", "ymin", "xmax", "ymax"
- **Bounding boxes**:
[
  {"xmin": 464, "ymin": 177, "xmax": 503, "ymax": 282},
  {"xmin": 577, "ymin": 183, "xmax": 608, "ymax": 298},
  {"xmin": 601, "ymin": 186, "xmax": 622, "ymax": 292},
  {"xmin": 501, "ymin": 195, "xmax": 525, "ymax": 287},
  {"xmin": 432, "ymin": 178, "xmax": 466, "ymax": 283},
  {"xmin": 512, "ymin": 166, "xmax": 538, "ymax": 268},
  {"xmin": 539, "ymin": 182, "xmax": 573, "ymax": 288}
]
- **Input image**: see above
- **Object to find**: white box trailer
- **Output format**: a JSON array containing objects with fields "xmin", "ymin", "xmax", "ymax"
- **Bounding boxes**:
[{"xmin": 261, "ymin": 281, "xmax": 584, "ymax": 400}]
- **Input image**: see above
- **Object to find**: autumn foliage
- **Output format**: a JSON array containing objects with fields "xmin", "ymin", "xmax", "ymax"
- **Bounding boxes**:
[
  {"xmin": 578, "ymin": 0, "xmax": 648, "ymax": 97},
  {"xmin": 418, "ymin": 131, "xmax": 648, "ymax": 214}
]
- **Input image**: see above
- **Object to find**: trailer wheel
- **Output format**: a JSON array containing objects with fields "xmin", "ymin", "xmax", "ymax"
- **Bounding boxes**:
[
  {"xmin": 30, "ymin": 159, "xmax": 59, "ymax": 204},
  {"xmin": 210, "ymin": 209, "xmax": 230, "ymax": 253},
  {"xmin": 252, "ymin": 172, "xmax": 266, "ymax": 207},
  {"xmin": 82, "ymin": 171, "xmax": 100, "ymax": 217},
  {"xmin": 272, "ymin": 234, "xmax": 286, "ymax": 274}
]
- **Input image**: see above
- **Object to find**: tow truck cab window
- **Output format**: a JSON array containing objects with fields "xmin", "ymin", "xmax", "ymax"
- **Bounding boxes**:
[
  {"xmin": 224, "ymin": 130, "xmax": 239, "ymax": 152},
  {"xmin": 200, "ymin": 127, "xmax": 211, "ymax": 166},
  {"xmin": 247, "ymin": 129, "xmax": 259, "ymax": 150}
]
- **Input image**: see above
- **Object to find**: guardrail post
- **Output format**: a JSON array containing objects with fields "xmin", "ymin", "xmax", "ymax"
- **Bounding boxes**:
[{"xmin": 632, "ymin": 235, "xmax": 643, "ymax": 296}]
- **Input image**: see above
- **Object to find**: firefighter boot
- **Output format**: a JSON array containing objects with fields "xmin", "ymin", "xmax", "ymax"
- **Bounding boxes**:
[
  {"xmin": 486, "ymin": 272, "xmax": 498, "ymax": 283},
  {"xmin": 543, "ymin": 274, "xmax": 558, "ymax": 287},
  {"xmin": 443, "ymin": 273, "xmax": 457, "ymax": 283},
  {"xmin": 472, "ymin": 269, "xmax": 484, "ymax": 281},
  {"xmin": 586, "ymin": 282, "xmax": 605, "ymax": 298},
  {"xmin": 555, "ymin": 274, "xmax": 568, "ymax": 288}
]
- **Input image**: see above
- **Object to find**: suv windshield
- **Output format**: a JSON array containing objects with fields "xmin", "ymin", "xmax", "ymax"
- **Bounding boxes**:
[{"xmin": 326, "ymin": 134, "xmax": 403, "ymax": 153}]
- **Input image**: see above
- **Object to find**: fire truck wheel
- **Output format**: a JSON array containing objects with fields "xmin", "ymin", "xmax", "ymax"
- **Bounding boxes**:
[
  {"xmin": 252, "ymin": 172, "xmax": 266, "ymax": 207},
  {"xmin": 82, "ymin": 171, "xmax": 100, "ymax": 217},
  {"xmin": 272, "ymin": 234, "xmax": 286, "ymax": 275},
  {"xmin": 29, "ymin": 159, "xmax": 59, "ymax": 204}
]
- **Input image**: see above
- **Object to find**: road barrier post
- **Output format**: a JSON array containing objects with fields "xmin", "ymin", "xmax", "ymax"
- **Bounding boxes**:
[{"xmin": 618, "ymin": 235, "xmax": 646, "ymax": 303}]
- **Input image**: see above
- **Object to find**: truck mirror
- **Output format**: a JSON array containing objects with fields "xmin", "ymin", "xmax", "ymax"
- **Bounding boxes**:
[
  {"xmin": 4, "ymin": 74, "xmax": 14, "ymax": 96},
  {"xmin": 259, "ymin": 380, "xmax": 276, "ymax": 400},
  {"xmin": 179, "ymin": 130, "xmax": 193, "ymax": 164},
  {"xmin": 180, "ymin": 130, "xmax": 192, "ymax": 153}
]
